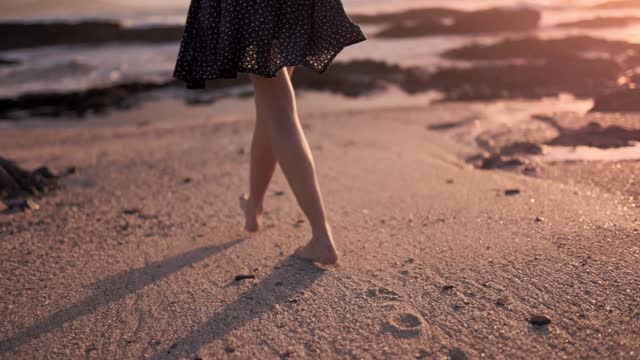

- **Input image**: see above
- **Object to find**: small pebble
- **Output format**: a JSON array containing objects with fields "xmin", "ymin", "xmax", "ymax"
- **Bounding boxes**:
[
  {"xmin": 234, "ymin": 274, "xmax": 256, "ymax": 281},
  {"xmin": 504, "ymin": 189, "xmax": 521, "ymax": 196},
  {"xmin": 441, "ymin": 285, "xmax": 455, "ymax": 292},
  {"xmin": 529, "ymin": 314, "xmax": 551, "ymax": 326},
  {"xmin": 449, "ymin": 347, "xmax": 468, "ymax": 360}
]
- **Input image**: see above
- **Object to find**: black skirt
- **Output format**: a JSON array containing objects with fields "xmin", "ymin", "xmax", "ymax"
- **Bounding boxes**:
[{"xmin": 173, "ymin": 0, "xmax": 367, "ymax": 89}]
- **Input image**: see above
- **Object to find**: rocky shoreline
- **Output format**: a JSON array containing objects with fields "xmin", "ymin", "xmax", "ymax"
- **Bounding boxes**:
[
  {"xmin": 0, "ymin": 21, "xmax": 184, "ymax": 51},
  {"xmin": 0, "ymin": 60, "xmax": 431, "ymax": 119},
  {"xmin": 372, "ymin": 8, "xmax": 541, "ymax": 38},
  {"xmin": 3, "ymin": 6, "xmax": 640, "ymax": 119},
  {"xmin": 5, "ymin": 33, "xmax": 640, "ymax": 119}
]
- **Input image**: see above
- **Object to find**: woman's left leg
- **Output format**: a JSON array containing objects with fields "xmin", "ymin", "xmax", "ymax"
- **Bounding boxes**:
[{"xmin": 240, "ymin": 67, "xmax": 296, "ymax": 231}]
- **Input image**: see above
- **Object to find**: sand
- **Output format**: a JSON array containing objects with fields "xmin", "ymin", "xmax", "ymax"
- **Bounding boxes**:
[{"xmin": 0, "ymin": 96, "xmax": 639, "ymax": 359}]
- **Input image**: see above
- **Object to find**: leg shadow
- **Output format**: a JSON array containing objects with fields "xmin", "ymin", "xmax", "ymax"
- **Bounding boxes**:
[
  {"xmin": 0, "ymin": 238, "xmax": 246, "ymax": 353},
  {"xmin": 150, "ymin": 258, "xmax": 325, "ymax": 359}
]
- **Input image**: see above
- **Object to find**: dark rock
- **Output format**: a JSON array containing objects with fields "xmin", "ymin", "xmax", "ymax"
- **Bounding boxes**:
[
  {"xmin": 443, "ymin": 36, "xmax": 638, "ymax": 62},
  {"xmin": 504, "ymin": 189, "xmax": 521, "ymax": 196},
  {"xmin": 234, "ymin": 274, "xmax": 256, "ymax": 281},
  {"xmin": 5, "ymin": 197, "xmax": 40, "ymax": 212},
  {"xmin": 428, "ymin": 116, "xmax": 476, "ymax": 131},
  {"xmin": 122, "ymin": 208, "xmax": 140, "ymax": 215},
  {"xmin": 0, "ymin": 21, "xmax": 185, "ymax": 51},
  {"xmin": 542, "ymin": 119, "xmax": 640, "ymax": 147},
  {"xmin": 0, "ymin": 57, "xmax": 20, "ymax": 66},
  {"xmin": 555, "ymin": 16, "xmax": 640, "ymax": 29},
  {"xmin": 415, "ymin": 348, "xmax": 431, "ymax": 359},
  {"xmin": 181, "ymin": 177, "xmax": 192, "ymax": 184},
  {"xmin": 495, "ymin": 297, "xmax": 509, "ymax": 307},
  {"xmin": 499, "ymin": 142, "xmax": 543, "ymax": 156},
  {"xmin": 224, "ymin": 345, "xmax": 236, "ymax": 353},
  {"xmin": 292, "ymin": 59, "xmax": 431, "ymax": 96},
  {"xmin": 0, "ymin": 157, "xmax": 61, "ymax": 212},
  {"xmin": 426, "ymin": 57, "xmax": 621, "ymax": 101},
  {"xmin": 166, "ymin": 343, "xmax": 178, "ymax": 354},
  {"xmin": 529, "ymin": 314, "xmax": 552, "ymax": 326},
  {"xmin": 535, "ymin": 216, "xmax": 545, "ymax": 222},
  {"xmin": 376, "ymin": 8, "xmax": 540, "ymax": 38},
  {"xmin": 591, "ymin": 88, "xmax": 640, "ymax": 112},
  {"xmin": 0, "ymin": 80, "xmax": 176, "ymax": 119},
  {"xmin": 1, "ymin": 60, "xmax": 430, "ymax": 119},
  {"xmin": 351, "ymin": 8, "xmax": 464, "ymax": 25},
  {"xmin": 449, "ymin": 347, "xmax": 468, "ymax": 360},
  {"xmin": 477, "ymin": 154, "xmax": 525, "ymax": 170},
  {"xmin": 274, "ymin": 191, "xmax": 285, "ymax": 196},
  {"xmin": 441, "ymin": 285, "xmax": 455, "ymax": 292},
  {"xmin": 446, "ymin": 179, "xmax": 454, "ymax": 184}
]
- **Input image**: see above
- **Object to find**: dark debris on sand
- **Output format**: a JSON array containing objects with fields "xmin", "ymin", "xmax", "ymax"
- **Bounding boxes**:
[
  {"xmin": 0, "ymin": 57, "xmax": 20, "ymax": 66},
  {"xmin": 0, "ymin": 157, "xmax": 70, "ymax": 213},
  {"xmin": 529, "ymin": 314, "xmax": 552, "ymax": 326},
  {"xmin": 234, "ymin": 274, "xmax": 256, "ymax": 281}
]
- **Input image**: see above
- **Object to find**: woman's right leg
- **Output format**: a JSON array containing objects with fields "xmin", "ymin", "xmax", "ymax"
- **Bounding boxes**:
[
  {"xmin": 240, "ymin": 67, "xmax": 296, "ymax": 232},
  {"xmin": 249, "ymin": 68, "xmax": 338, "ymax": 264}
]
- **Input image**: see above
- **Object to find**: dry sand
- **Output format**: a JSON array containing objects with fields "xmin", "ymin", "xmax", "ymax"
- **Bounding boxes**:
[{"xmin": 0, "ymin": 96, "xmax": 639, "ymax": 359}]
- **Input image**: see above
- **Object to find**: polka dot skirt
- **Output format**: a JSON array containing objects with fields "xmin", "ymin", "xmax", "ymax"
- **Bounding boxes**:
[{"xmin": 173, "ymin": 0, "xmax": 367, "ymax": 89}]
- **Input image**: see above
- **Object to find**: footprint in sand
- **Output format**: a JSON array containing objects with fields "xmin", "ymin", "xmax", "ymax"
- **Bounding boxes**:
[
  {"xmin": 367, "ymin": 287, "xmax": 402, "ymax": 302},
  {"xmin": 383, "ymin": 311, "xmax": 425, "ymax": 339}
]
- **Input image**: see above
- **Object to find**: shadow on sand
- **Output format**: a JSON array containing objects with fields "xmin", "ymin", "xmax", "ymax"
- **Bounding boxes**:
[
  {"xmin": 149, "ymin": 259, "xmax": 325, "ymax": 359},
  {"xmin": 0, "ymin": 238, "xmax": 246, "ymax": 353}
]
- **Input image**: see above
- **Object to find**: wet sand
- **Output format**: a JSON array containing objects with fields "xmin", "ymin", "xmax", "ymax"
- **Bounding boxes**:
[{"xmin": 0, "ymin": 96, "xmax": 638, "ymax": 359}]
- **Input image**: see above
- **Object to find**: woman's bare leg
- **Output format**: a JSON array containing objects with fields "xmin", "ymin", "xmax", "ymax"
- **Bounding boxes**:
[
  {"xmin": 240, "ymin": 67, "xmax": 296, "ymax": 231},
  {"xmin": 245, "ymin": 67, "xmax": 338, "ymax": 264}
]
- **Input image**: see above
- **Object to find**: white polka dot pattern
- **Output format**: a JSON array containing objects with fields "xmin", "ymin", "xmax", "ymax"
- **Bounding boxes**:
[{"xmin": 173, "ymin": 0, "xmax": 367, "ymax": 89}]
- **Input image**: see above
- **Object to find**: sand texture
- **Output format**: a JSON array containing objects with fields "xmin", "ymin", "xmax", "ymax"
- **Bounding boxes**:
[{"xmin": 0, "ymin": 101, "xmax": 639, "ymax": 359}]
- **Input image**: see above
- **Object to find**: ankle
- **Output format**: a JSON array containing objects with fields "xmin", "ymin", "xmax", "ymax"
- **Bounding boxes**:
[
  {"xmin": 311, "ymin": 222, "xmax": 332, "ymax": 240},
  {"xmin": 246, "ymin": 195, "xmax": 263, "ymax": 210}
]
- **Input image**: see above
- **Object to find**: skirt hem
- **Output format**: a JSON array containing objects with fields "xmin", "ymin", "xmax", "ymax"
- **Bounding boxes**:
[{"xmin": 175, "ymin": 35, "xmax": 367, "ymax": 90}]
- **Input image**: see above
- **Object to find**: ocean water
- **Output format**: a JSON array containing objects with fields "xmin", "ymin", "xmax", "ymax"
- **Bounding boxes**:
[{"xmin": 1, "ymin": 0, "xmax": 639, "ymax": 98}]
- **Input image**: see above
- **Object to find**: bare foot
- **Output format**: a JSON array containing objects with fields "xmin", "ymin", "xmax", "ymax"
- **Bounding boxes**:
[
  {"xmin": 239, "ymin": 193, "xmax": 262, "ymax": 232},
  {"xmin": 294, "ymin": 231, "xmax": 339, "ymax": 265}
]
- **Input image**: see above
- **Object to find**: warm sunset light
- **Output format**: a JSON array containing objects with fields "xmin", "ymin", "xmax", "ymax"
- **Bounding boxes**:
[{"xmin": 1, "ymin": 1, "xmax": 639, "ymax": 359}]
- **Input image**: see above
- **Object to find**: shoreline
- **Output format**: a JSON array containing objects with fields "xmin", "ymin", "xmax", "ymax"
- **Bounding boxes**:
[{"xmin": 2, "ymin": 92, "xmax": 638, "ymax": 208}]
